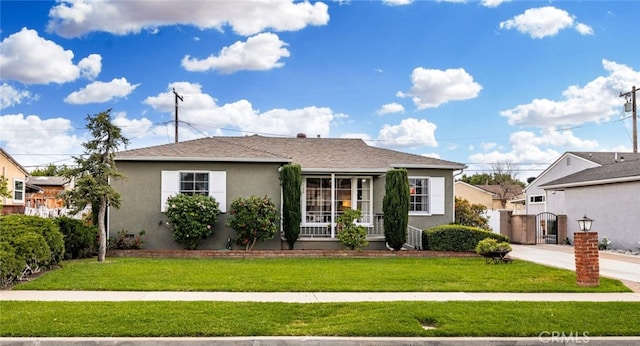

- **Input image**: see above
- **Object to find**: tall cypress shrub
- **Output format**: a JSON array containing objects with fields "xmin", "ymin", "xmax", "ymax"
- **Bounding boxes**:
[
  {"xmin": 280, "ymin": 164, "xmax": 302, "ymax": 250},
  {"xmin": 383, "ymin": 169, "xmax": 410, "ymax": 250}
]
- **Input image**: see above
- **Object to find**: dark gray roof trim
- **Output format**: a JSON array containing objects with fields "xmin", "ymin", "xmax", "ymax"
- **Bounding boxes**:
[{"xmin": 541, "ymin": 159, "xmax": 640, "ymax": 189}]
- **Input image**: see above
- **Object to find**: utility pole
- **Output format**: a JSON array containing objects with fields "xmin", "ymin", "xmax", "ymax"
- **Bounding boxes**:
[
  {"xmin": 173, "ymin": 88, "xmax": 183, "ymax": 143},
  {"xmin": 620, "ymin": 86, "xmax": 637, "ymax": 153}
]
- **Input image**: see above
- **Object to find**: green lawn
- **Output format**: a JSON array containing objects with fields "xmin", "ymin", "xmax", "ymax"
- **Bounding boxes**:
[
  {"xmin": 2, "ymin": 301, "xmax": 639, "ymax": 337},
  {"xmin": 13, "ymin": 257, "xmax": 629, "ymax": 292}
]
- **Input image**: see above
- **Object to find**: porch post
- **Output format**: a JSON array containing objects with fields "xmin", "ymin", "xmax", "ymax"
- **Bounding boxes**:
[{"xmin": 330, "ymin": 173, "xmax": 335, "ymax": 238}]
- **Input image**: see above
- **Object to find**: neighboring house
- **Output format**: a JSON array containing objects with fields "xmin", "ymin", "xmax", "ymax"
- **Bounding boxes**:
[
  {"xmin": 0, "ymin": 147, "xmax": 29, "ymax": 215},
  {"xmin": 25, "ymin": 176, "xmax": 71, "ymax": 209},
  {"xmin": 110, "ymin": 135, "xmax": 466, "ymax": 250},
  {"xmin": 540, "ymin": 158, "xmax": 640, "ymax": 250},
  {"xmin": 455, "ymin": 181, "xmax": 523, "ymax": 211},
  {"xmin": 524, "ymin": 152, "xmax": 640, "ymax": 217}
]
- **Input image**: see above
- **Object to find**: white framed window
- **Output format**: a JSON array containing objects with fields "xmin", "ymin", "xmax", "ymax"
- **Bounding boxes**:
[
  {"xmin": 302, "ymin": 176, "xmax": 373, "ymax": 225},
  {"xmin": 529, "ymin": 195, "xmax": 545, "ymax": 204},
  {"xmin": 13, "ymin": 179, "xmax": 24, "ymax": 203},
  {"xmin": 409, "ymin": 176, "xmax": 445, "ymax": 215},
  {"xmin": 161, "ymin": 170, "xmax": 226, "ymax": 212}
]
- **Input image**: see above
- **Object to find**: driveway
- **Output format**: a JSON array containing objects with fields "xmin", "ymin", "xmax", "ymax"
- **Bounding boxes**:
[{"xmin": 510, "ymin": 244, "xmax": 640, "ymax": 291}]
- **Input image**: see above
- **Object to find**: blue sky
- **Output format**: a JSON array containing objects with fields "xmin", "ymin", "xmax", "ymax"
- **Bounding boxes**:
[{"xmin": 1, "ymin": 0, "xmax": 639, "ymax": 180}]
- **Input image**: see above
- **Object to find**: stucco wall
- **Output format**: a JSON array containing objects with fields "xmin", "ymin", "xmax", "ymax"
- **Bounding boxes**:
[
  {"xmin": 110, "ymin": 161, "xmax": 283, "ymax": 250},
  {"xmin": 454, "ymin": 182, "xmax": 493, "ymax": 209},
  {"xmin": 563, "ymin": 182, "xmax": 640, "ymax": 250},
  {"xmin": 1, "ymin": 152, "xmax": 27, "ymax": 209}
]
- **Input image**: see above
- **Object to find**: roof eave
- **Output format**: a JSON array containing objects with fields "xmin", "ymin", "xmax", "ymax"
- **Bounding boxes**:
[
  {"xmin": 115, "ymin": 156, "xmax": 291, "ymax": 163},
  {"xmin": 541, "ymin": 176, "xmax": 640, "ymax": 190},
  {"xmin": 391, "ymin": 163, "xmax": 467, "ymax": 170}
]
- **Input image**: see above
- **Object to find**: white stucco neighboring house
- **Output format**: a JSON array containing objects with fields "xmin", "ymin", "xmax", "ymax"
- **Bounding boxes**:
[
  {"xmin": 524, "ymin": 152, "xmax": 640, "ymax": 217},
  {"xmin": 540, "ymin": 158, "xmax": 640, "ymax": 250}
]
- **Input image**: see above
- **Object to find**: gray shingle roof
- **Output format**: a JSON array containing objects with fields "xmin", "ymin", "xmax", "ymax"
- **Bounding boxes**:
[
  {"xmin": 541, "ymin": 159, "xmax": 640, "ymax": 188},
  {"xmin": 116, "ymin": 135, "xmax": 465, "ymax": 171},
  {"xmin": 569, "ymin": 151, "xmax": 640, "ymax": 165},
  {"xmin": 26, "ymin": 176, "xmax": 69, "ymax": 186}
]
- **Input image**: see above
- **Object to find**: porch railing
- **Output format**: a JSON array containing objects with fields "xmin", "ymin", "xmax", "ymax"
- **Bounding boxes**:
[
  {"xmin": 298, "ymin": 214, "xmax": 385, "ymax": 238},
  {"xmin": 405, "ymin": 225, "xmax": 423, "ymax": 250}
]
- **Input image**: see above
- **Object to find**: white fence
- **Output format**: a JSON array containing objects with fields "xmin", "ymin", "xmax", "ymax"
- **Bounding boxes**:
[{"xmin": 24, "ymin": 206, "xmax": 89, "ymax": 219}]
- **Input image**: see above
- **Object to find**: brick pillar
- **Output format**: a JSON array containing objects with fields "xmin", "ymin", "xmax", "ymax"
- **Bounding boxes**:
[{"xmin": 574, "ymin": 232, "xmax": 599, "ymax": 287}]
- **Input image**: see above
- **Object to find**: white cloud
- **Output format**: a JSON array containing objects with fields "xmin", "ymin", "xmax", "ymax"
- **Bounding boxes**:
[
  {"xmin": 142, "ymin": 82, "xmax": 342, "ymax": 138},
  {"xmin": 182, "ymin": 33, "xmax": 290, "ymax": 73},
  {"xmin": 47, "ymin": 0, "xmax": 329, "ymax": 38},
  {"xmin": 482, "ymin": 142, "xmax": 498, "ymax": 152},
  {"xmin": 499, "ymin": 6, "xmax": 593, "ymax": 39},
  {"xmin": 111, "ymin": 111, "xmax": 154, "ymax": 141},
  {"xmin": 65, "ymin": 78, "xmax": 140, "ymax": 104},
  {"xmin": 78, "ymin": 54, "xmax": 102, "ymax": 80},
  {"xmin": 397, "ymin": 67, "xmax": 482, "ymax": 109},
  {"xmin": 481, "ymin": 0, "xmax": 509, "ymax": 8},
  {"xmin": 0, "ymin": 113, "xmax": 82, "ymax": 168},
  {"xmin": 500, "ymin": 59, "xmax": 640, "ymax": 127},
  {"xmin": 383, "ymin": 0, "xmax": 412, "ymax": 6},
  {"xmin": 0, "ymin": 28, "xmax": 102, "ymax": 84},
  {"xmin": 377, "ymin": 117, "xmax": 438, "ymax": 148},
  {"xmin": 0, "ymin": 84, "xmax": 37, "ymax": 109},
  {"xmin": 376, "ymin": 102, "xmax": 405, "ymax": 115}
]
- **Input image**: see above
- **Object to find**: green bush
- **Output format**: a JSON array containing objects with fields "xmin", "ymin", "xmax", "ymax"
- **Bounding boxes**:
[
  {"xmin": 336, "ymin": 209, "xmax": 368, "ymax": 250},
  {"xmin": 55, "ymin": 216, "xmax": 98, "ymax": 259},
  {"xmin": 475, "ymin": 237, "xmax": 512, "ymax": 254},
  {"xmin": 108, "ymin": 229, "xmax": 146, "ymax": 250},
  {"xmin": 227, "ymin": 196, "xmax": 279, "ymax": 250},
  {"xmin": 0, "ymin": 214, "xmax": 64, "ymax": 265},
  {"xmin": 0, "ymin": 241, "xmax": 23, "ymax": 287},
  {"xmin": 5, "ymin": 232, "xmax": 51, "ymax": 274},
  {"xmin": 383, "ymin": 169, "xmax": 410, "ymax": 250},
  {"xmin": 165, "ymin": 194, "xmax": 220, "ymax": 250},
  {"xmin": 423, "ymin": 224, "xmax": 509, "ymax": 252}
]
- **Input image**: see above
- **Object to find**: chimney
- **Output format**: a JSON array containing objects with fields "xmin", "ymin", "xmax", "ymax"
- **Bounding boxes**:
[{"xmin": 296, "ymin": 133, "xmax": 307, "ymax": 139}]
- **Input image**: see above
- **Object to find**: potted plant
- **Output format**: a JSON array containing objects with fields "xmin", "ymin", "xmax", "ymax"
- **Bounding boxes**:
[{"xmin": 475, "ymin": 237, "xmax": 512, "ymax": 263}]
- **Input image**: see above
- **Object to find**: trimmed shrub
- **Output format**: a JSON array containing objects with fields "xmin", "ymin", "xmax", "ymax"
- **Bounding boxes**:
[
  {"xmin": 475, "ymin": 237, "xmax": 512, "ymax": 254},
  {"xmin": 55, "ymin": 216, "xmax": 98, "ymax": 259},
  {"xmin": 165, "ymin": 193, "xmax": 220, "ymax": 250},
  {"xmin": 383, "ymin": 169, "xmax": 410, "ymax": 250},
  {"xmin": 227, "ymin": 196, "xmax": 279, "ymax": 250},
  {"xmin": 423, "ymin": 224, "xmax": 509, "ymax": 252},
  {"xmin": 0, "ymin": 214, "xmax": 64, "ymax": 264},
  {"xmin": 5, "ymin": 232, "xmax": 51, "ymax": 274},
  {"xmin": 0, "ymin": 241, "xmax": 23, "ymax": 287},
  {"xmin": 336, "ymin": 209, "xmax": 368, "ymax": 250},
  {"xmin": 280, "ymin": 164, "xmax": 302, "ymax": 250}
]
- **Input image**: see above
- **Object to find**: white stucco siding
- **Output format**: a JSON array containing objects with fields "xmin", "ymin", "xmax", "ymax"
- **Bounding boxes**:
[
  {"xmin": 526, "ymin": 154, "xmax": 600, "ymax": 215},
  {"xmin": 564, "ymin": 181, "xmax": 640, "ymax": 250}
]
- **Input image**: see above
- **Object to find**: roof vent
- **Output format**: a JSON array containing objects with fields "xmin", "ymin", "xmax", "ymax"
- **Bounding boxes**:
[{"xmin": 296, "ymin": 133, "xmax": 307, "ymax": 138}]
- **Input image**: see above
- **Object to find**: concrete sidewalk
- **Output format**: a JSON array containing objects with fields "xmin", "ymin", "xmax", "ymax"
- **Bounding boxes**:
[{"xmin": 2, "ymin": 290, "xmax": 640, "ymax": 302}]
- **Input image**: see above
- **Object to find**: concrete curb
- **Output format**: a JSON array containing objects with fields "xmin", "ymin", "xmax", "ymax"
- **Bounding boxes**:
[{"xmin": 2, "ymin": 337, "xmax": 640, "ymax": 346}]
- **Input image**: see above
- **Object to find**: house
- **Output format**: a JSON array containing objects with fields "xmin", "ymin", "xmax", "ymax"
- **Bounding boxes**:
[
  {"xmin": 25, "ymin": 176, "xmax": 71, "ymax": 209},
  {"xmin": 1, "ymin": 147, "xmax": 29, "ymax": 215},
  {"xmin": 540, "ymin": 158, "xmax": 640, "ymax": 250},
  {"xmin": 524, "ymin": 152, "xmax": 640, "ymax": 217},
  {"xmin": 455, "ymin": 181, "xmax": 524, "ymax": 211},
  {"xmin": 109, "ymin": 135, "xmax": 466, "ymax": 250}
]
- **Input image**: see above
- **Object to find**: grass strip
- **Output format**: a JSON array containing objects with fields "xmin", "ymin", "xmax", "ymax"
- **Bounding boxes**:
[
  {"xmin": 14, "ymin": 257, "xmax": 629, "ymax": 292},
  {"xmin": 1, "ymin": 301, "xmax": 639, "ymax": 337}
]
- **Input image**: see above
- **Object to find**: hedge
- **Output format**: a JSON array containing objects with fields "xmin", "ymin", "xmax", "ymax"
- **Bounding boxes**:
[
  {"xmin": 55, "ymin": 216, "xmax": 98, "ymax": 259},
  {"xmin": 423, "ymin": 224, "xmax": 509, "ymax": 252},
  {"xmin": 0, "ymin": 214, "xmax": 65, "ymax": 263}
]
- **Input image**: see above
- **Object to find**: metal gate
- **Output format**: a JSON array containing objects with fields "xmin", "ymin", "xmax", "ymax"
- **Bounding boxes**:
[{"xmin": 536, "ymin": 212, "xmax": 558, "ymax": 244}]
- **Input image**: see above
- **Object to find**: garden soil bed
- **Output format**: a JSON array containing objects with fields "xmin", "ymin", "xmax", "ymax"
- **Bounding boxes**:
[{"xmin": 107, "ymin": 249, "xmax": 480, "ymax": 259}]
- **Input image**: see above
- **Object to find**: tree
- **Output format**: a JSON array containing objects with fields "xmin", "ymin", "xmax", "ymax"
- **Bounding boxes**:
[
  {"xmin": 383, "ymin": 169, "xmax": 410, "ymax": 250},
  {"xmin": 454, "ymin": 197, "xmax": 490, "ymax": 230},
  {"xmin": 0, "ymin": 176, "xmax": 11, "ymax": 211},
  {"xmin": 227, "ymin": 196, "xmax": 279, "ymax": 250},
  {"xmin": 61, "ymin": 109, "xmax": 129, "ymax": 262},
  {"xmin": 491, "ymin": 161, "xmax": 522, "ymax": 209},
  {"xmin": 280, "ymin": 164, "xmax": 301, "ymax": 250},
  {"xmin": 31, "ymin": 164, "xmax": 69, "ymax": 177}
]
